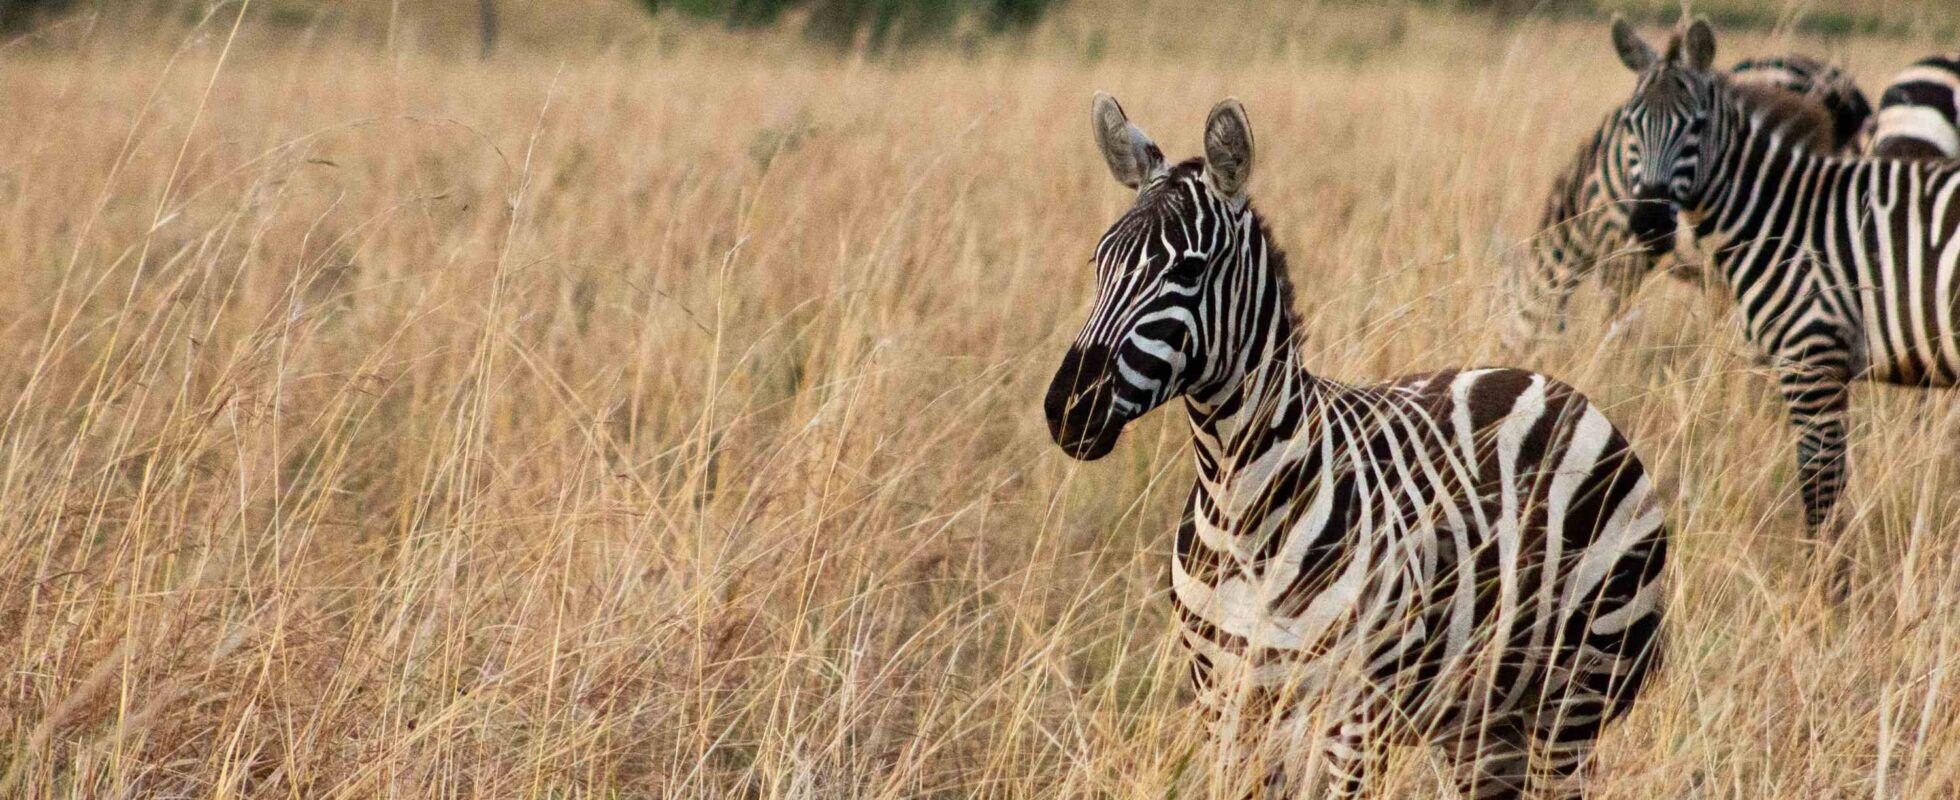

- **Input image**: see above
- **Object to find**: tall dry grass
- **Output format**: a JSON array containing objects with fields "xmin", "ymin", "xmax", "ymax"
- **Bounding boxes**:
[{"xmin": 0, "ymin": 1, "xmax": 1957, "ymax": 797}]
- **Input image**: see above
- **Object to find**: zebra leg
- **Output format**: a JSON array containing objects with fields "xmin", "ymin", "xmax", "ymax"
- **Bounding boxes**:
[
  {"xmin": 1523, "ymin": 694, "xmax": 1613, "ymax": 799},
  {"xmin": 1530, "ymin": 735, "xmax": 1599, "ymax": 799},
  {"xmin": 1519, "ymin": 582, "xmax": 1664, "ymax": 800},
  {"xmin": 1443, "ymin": 721, "xmax": 1533, "ymax": 800},
  {"xmin": 1233, "ymin": 697, "xmax": 1388, "ymax": 799},
  {"xmin": 1599, "ymin": 251, "xmax": 1669, "ymax": 344},
  {"xmin": 1510, "ymin": 237, "xmax": 1664, "ymax": 348},
  {"xmin": 1316, "ymin": 707, "xmax": 1388, "ymax": 798},
  {"xmin": 1776, "ymin": 363, "xmax": 1853, "ymax": 599},
  {"xmin": 1201, "ymin": 672, "xmax": 1295, "ymax": 799},
  {"xmin": 1598, "ymin": 252, "xmax": 1652, "ymax": 323},
  {"xmin": 1503, "ymin": 250, "xmax": 1584, "ymax": 354}
]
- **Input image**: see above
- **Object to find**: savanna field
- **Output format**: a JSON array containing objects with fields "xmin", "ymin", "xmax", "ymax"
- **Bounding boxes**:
[{"xmin": 3, "ymin": 0, "xmax": 1960, "ymax": 796}]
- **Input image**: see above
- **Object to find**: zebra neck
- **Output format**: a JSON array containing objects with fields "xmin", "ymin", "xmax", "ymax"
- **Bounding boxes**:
[
  {"xmin": 1182, "ymin": 321, "xmax": 1325, "ymax": 478},
  {"xmin": 1699, "ymin": 91, "xmax": 1826, "ymax": 277},
  {"xmin": 1179, "ymin": 211, "xmax": 1325, "ymax": 481}
]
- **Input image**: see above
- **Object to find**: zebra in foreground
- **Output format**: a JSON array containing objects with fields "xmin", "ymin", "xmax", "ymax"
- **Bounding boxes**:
[
  {"xmin": 1606, "ymin": 16, "xmax": 1960, "ymax": 594},
  {"xmin": 1866, "ymin": 53, "xmax": 1960, "ymax": 159},
  {"xmin": 1507, "ymin": 52, "xmax": 1870, "ymax": 348},
  {"xmin": 1045, "ymin": 93, "xmax": 1667, "ymax": 798}
]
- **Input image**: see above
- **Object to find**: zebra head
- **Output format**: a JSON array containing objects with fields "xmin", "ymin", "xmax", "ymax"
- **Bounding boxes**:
[
  {"xmin": 1610, "ymin": 15, "xmax": 1721, "ymax": 255},
  {"xmin": 1045, "ymin": 93, "xmax": 1257, "ymax": 460}
]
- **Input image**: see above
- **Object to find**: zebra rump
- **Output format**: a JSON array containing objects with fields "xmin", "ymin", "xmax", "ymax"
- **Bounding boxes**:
[{"xmin": 1869, "ymin": 54, "xmax": 1960, "ymax": 159}]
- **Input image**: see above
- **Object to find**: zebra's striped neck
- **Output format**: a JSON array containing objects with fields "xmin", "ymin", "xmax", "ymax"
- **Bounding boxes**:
[
  {"xmin": 1694, "ymin": 84, "xmax": 1833, "ymax": 281},
  {"xmin": 1179, "ymin": 217, "xmax": 1325, "ymax": 477},
  {"xmin": 1688, "ymin": 82, "xmax": 1886, "ymax": 360}
]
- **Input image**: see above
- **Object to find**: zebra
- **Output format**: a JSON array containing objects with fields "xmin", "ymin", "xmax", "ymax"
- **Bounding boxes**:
[
  {"xmin": 1605, "ymin": 15, "xmax": 1960, "ymax": 595},
  {"xmin": 1044, "ymin": 92, "xmax": 1668, "ymax": 798},
  {"xmin": 1729, "ymin": 55, "xmax": 1872, "ymax": 152},
  {"xmin": 1506, "ymin": 52, "xmax": 1870, "ymax": 349},
  {"xmin": 1865, "ymin": 53, "xmax": 1960, "ymax": 159}
]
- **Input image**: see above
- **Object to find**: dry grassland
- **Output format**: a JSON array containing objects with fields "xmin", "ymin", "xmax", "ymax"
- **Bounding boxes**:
[{"xmin": 1, "ymin": 1, "xmax": 1959, "ymax": 797}]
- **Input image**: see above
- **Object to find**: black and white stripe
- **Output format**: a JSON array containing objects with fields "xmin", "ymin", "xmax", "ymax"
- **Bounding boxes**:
[
  {"xmin": 1507, "ymin": 51, "xmax": 1869, "ymax": 349},
  {"xmin": 1607, "ymin": 17, "xmax": 1960, "ymax": 594},
  {"xmin": 1866, "ymin": 53, "xmax": 1960, "ymax": 159},
  {"xmin": 1046, "ymin": 93, "xmax": 1668, "ymax": 799}
]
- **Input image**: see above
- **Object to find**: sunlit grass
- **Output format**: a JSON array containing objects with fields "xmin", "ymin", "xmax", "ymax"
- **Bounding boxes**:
[{"xmin": 0, "ymin": 2, "xmax": 1955, "ymax": 797}]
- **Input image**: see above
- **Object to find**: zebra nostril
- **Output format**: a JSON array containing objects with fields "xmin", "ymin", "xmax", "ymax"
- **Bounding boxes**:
[
  {"xmin": 1044, "ymin": 345, "xmax": 1123, "ymax": 458},
  {"xmin": 1626, "ymin": 198, "xmax": 1677, "ymax": 255}
]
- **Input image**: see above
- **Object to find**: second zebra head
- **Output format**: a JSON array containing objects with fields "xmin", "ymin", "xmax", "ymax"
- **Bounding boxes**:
[
  {"xmin": 1609, "ymin": 15, "xmax": 1720, "ymax": 255},
  {"xmin": 1044, "ymin": 93, "xmax": 1280, "ymax": 460}
]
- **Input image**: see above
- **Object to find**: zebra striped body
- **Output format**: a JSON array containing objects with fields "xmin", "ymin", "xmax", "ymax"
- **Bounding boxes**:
[
  {"xmin": 1868, "ymin": 54, "xmax": 1960, "ymax": 159},
  {"xmin": 1608, "ymin": 18, "xmax": 1960, "ymax": 592},
  {"xmin": 1047, "ymin": 94, "xmax": 1668, "ymax": 798},
  {"xmin": 1508, "ymin": 53, "xmax": 1869, "ymax": 348}
]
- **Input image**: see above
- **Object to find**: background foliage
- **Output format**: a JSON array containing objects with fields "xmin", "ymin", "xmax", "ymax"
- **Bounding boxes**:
[{"xmin": 644, "ymin": 0, "xmax": 1059, "ymax": 46}]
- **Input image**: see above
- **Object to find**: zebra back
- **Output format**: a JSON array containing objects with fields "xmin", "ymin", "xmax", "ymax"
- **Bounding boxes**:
[
  {"xmin": 1730, "ymin": 55, "xmax": 1872, "ymax": 151},
  {"xmin": 1869, "ymin": 54, "xmax": 1960, "ymax": 159}
]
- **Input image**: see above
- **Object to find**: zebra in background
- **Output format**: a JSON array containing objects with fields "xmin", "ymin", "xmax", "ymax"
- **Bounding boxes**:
[
  {"xmin": 1046, "ymin": 92, "xmax": 1668, "ymax": 798},
  {"xmin": 1505, "ymin": 52, "xmax": 1870, "ymax": 350},
  {"xmin": 1606, "ymin": 16, "xmax": 1960, "ymax": 595},
  {"xmin": 1728, "ymin": 56, "xmax": 1873, "ymax": 151},
  {"xmin": 1865, "ymin": 53, "xmax": 1960, "ymax": 159}
]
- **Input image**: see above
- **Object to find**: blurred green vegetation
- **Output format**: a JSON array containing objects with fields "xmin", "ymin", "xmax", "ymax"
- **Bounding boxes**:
[
  {"xmin": 0, "ymin": 0, "xmax": 70, "ymax": 32},
  {"xmin": 1436, "ymin": 0, "xmax": 1955, "ymax": 38},
  {"xmin": 642, "ymin": 0, "xmax": 1063, "ymax": 47}
]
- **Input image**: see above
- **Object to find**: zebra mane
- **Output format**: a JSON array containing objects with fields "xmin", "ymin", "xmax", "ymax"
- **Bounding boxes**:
[
  {"xmin": 1248, "ymin": 210, "xmax": 1300, "ymax": 346},
  {"xmin": 1727, "ymin": 75, "xmax": 1838, "ymax": 154}
]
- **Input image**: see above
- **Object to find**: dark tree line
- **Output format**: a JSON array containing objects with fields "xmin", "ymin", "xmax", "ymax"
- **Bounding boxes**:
[
  {"xmin": 0, "ymin": 0, "xmax": 70, "ymax": 32},
  {"xmin": 0, "ymin": 0, "xmax": 1063, "ymax": 50},
  {"xmin": 643, "ymin": 0, "xmax": 1063, "ymax": 48}
]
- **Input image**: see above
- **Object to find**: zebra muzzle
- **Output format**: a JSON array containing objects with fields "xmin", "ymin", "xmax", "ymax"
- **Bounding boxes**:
[
  {"xmin": 1626, "ymin": 196, "xmax": 1679, "ymax": 256},
  {"xmin": 1044, "ymin": 345, "xmax": 1127, "ymax": 461}
]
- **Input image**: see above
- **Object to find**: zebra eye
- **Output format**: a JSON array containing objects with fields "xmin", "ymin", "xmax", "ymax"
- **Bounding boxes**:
[{"xmin": 1169, "ymin": 255, "xmax": 1207, "ymax": 279}]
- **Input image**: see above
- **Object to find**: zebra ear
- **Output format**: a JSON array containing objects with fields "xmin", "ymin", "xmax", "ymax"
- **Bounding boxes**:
[
  {"xmin": 1091, "ymin": 91, "xmax": 1164, "ymax": 190},
  {"xmin": 1677, "ymin": 17, "xmax": 1715, "ymax": 72},
  {"xmin": 1203, "ymin": 98, "xmax": 1254, "ymax": 200},
  {"xmin": 1611, "ymin": 15, "xmax": 1656, "ymax": 72}
]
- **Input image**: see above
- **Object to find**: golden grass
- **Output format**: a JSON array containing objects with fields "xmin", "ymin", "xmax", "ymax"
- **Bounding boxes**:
[{"xmin": 0, "ymin": 1, "xmax": 1958, "ymax": 797}]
